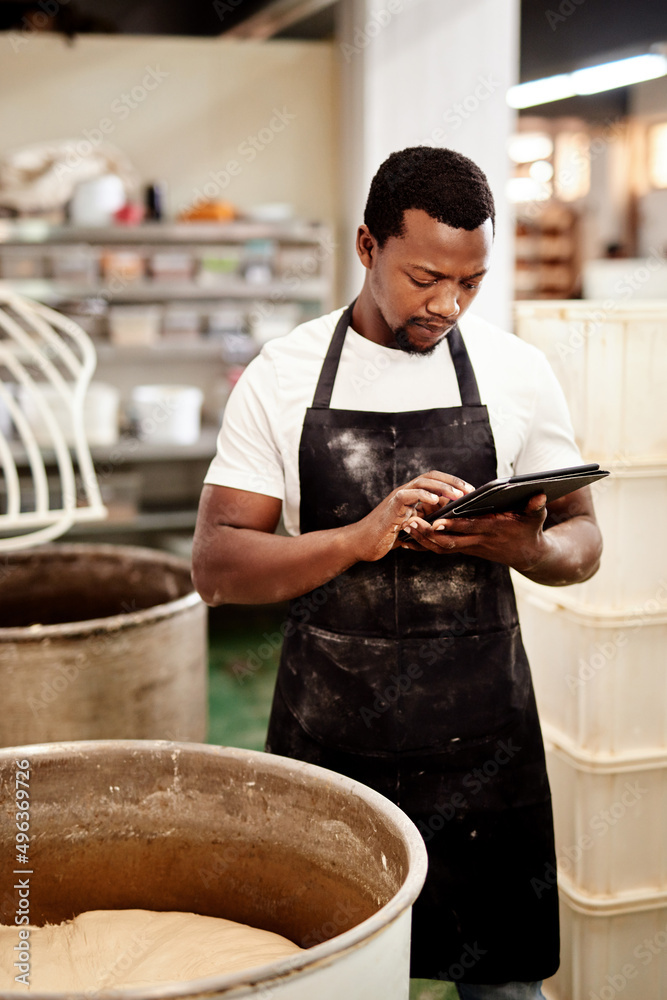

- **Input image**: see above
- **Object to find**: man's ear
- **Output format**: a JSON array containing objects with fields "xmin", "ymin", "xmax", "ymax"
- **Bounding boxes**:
[{"xmin": 355, "ymin": 225, "xmax": 376, "ymax": 270}]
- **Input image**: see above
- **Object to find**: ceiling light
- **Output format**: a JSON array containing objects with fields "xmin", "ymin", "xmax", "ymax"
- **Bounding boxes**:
[
  {"xmin": 573, "ymin": 53, "xmax": 667, "ymax": 94},
  {"xmin": 555, "ymin": 133, "xmax": 590, "ymax": 201},
  {"xmin": 507, "ymin": 133, "xmax": 554, "ymax": 163},
  {"xmin": 648, "ymin": 122, "xmax": 667, "ymax": 188},
  {"xmin": 529, "ymin": 160, "xmax": 554, "ymax": 182},
  {"xmin": 507, "ymin": 75, "xmax": 575, "ymax": 110},
  {"xmin": 506, "ymin": 177, "xmax": 551, "ymax": 203},
  {"xmin": 507, "ymin": 52, "xmax": 667, "ymax": 109}
]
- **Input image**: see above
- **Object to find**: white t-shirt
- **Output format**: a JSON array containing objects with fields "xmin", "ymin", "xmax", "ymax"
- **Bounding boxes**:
[{"xmin": 204, "ymin": 307, "xmax": 582, "ymax": 536}]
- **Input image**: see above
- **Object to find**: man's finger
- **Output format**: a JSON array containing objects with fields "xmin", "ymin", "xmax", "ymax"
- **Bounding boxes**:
[{"xmin": 523, "ymin": 492, "xmax": 548, "ymax": 514}]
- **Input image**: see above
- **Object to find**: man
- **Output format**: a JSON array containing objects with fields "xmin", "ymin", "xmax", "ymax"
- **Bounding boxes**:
[{"xmin": 192, "ymin": 146, "xmax": 602, "ymax": 1000}]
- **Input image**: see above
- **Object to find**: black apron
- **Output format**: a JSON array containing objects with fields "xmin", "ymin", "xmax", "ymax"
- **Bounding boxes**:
[{"xmin": 266, "ymin": 304, "xmax": 559, "ymax": 984}]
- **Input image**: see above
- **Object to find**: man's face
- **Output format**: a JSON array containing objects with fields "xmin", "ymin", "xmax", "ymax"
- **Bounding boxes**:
[{"xmin": 365, "ymin": 208, "xmax": 493, "ymax": 355}]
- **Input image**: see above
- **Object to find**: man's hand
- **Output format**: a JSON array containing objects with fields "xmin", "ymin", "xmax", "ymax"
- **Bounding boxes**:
[
  {"xmin": 400, "ymin": 492, "xmax": 549, "ymax": 571},
  {"xmin": 397, "ymin": 486, "xmax": 602, "ymax": 586},
  {"xmin": 349, "ymin": 471, "xmax": 475, "ymax": 562}
]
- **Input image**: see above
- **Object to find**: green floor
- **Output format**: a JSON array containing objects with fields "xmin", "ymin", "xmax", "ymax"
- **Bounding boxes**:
[
  {"xmin": 205, "ymin": 606, "xmax": 459, "ymax": 1000},
  {"xmin": 206, "ymin": 604, "xmax": 283, "ymax": 751}
]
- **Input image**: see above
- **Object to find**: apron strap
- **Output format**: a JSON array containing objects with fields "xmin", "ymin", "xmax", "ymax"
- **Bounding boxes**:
[
  {"xmin": 311, "ymin": 303, "xmax": 482, "ymax": 409},
  {"xmin": 312, "ymin": 302, "xmax": 356, "ymax": 409},
  {"xmin": 447, "ymin": 323, "xmax": 482, "ymax": 406}
]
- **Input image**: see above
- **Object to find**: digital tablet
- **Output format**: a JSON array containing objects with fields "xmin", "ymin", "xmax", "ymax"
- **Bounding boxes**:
[{"xmin": 407, "ymin": 463, "xmax": 609, "ymax": 528}]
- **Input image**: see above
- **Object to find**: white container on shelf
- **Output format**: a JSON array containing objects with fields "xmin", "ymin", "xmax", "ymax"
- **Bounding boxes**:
[
  {"xmin": 514, "ymin": 300, "xmax": 667, "ymax": 464},
  {"xmin": 108, "ymin": 305, "xmax": 162, "ymax": 346},
  {"xmin": 545, "ymin": 879, "xmax": 667, "ymax": 1000},
  {"xmin": 515, "ymin": 576, "xmax": 667, "ymax": 757},
  {"xmin": 162, "ymin": 304, "xmax": 201, "ymax": 341},
  {"xmin": 69, "ymin": 174, "xmax": 126, "ymax": 227},
  {"xmin": 131, "ymin": 384, "xmax": 203, "ymax": 445},
  {"xmin": 249, "ymin": 304, "xmax": 300, "ymax": 346},
  {"xmin": 543, "ymin": 737, "xmax": 667, "ymax": 897},
  {"xmin": 50, "ymin": 244, "xmax": 99, "ymax": 283},
  {"xmin": 0, "ymin": 245, "xmax": 45, "ymax": 279},
  {"xmin": 149, "ymin": 250, "xmax": 194, "ymax": 282},
  {"xmin": 18, "ymin": 381, "xmax": 120, "ymax": 447}
]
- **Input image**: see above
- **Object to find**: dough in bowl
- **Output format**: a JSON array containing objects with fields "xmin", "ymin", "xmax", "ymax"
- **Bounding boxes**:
[{"xmin": 0, "ymin": 908, "xmax": 305, "ymax": 991}]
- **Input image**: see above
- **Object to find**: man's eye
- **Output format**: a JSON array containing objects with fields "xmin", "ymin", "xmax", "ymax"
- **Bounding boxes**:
[
  {"xmin": 462, "ymin": 282, "xmax": 480, "ymax": 290},
  {"xmin": 411, "ymin": 277, "xmax": 435, "ymax": 288}
]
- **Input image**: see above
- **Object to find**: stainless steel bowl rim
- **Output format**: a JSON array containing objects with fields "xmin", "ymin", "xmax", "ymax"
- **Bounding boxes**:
[
  {"xmin": 0, "ymin": 740, "xmax": 429, "ymax": 1000},
  {"xmin": 0, "ymin": 543, "xmax": 202, "ymax": 640}
]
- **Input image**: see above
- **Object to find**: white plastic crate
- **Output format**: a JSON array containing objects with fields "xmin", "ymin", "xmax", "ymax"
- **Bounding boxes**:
[
  {"xmin": 515, "ymin": 577, "xmax": 667, "ymax": 756},
  {"xmin": 514, "ymin": 300, "xmax": 667, "ymax": 465},
  {"xmin": 544, "ymin": 739, "xmax": 667, "ymax": 897},
  {"xmin": 543, "ymin": 879, "xmax": 667, "ymax": 1000},
  {"xmin": 555, "ymin": 465, "xmax": 667, "ymax": 611}
]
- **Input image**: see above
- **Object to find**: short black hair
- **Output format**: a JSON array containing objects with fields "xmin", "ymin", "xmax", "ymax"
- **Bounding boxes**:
[{"xmin": 364, "ymin": 146, "xmax": 495, "ymax": 247}]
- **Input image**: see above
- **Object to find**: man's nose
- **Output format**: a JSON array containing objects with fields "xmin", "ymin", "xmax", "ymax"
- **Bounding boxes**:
[{"xmin": 426, "ymin": 284, "xmax": 460, "ymax": 319}]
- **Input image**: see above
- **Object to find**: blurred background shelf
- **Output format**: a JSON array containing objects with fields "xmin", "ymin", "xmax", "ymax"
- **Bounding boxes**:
[
  {"xmin": 8, "ymin": 425, "xmax": 220, "ymax": 465},
  {"xmin": 1, "ymin": 277, "xmax": 331, "ymax": 305},
  {"xmin": 0, "ymin": 223, "xmax": 333, "ymax": 549}
]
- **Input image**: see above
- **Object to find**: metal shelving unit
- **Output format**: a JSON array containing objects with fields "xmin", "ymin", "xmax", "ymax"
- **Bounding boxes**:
[
  {"xmin": 2, "ymin": 277, "xmax": 331, "ymax": 306},
  {"xmin": 0, "ymin": 221, "xmax": 335, "ymax": 549}
]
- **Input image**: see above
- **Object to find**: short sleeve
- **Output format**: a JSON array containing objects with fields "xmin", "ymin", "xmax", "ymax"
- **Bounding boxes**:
[
  {"xmin": 204, "ymin": 354, "xmax": 285, "ymax": 500},
  {"xmin": 513, "ymin": 352, "xmax": 583, "ymax": 475}
]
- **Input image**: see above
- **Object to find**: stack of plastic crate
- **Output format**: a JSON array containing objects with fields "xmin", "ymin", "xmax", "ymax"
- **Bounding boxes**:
[{"xmin": 514, "ymin": 300, "xmax": 667, "ymax": 1000}]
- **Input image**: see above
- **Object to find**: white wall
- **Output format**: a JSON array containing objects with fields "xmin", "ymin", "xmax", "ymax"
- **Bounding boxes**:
[
  {"xmin": 336, "ymin": 0, "xmax": 519, "ymax": 329},
  {"xmin": 0, "ymin": 33, "xmax": 338, "ymax": 224},
  {"xmin": 631, "ymin": 76, "xmax": 667, "ymax": 258}
]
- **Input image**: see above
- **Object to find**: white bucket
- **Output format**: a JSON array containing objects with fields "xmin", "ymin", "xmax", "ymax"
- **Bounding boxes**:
[
  {"xmin": 69, "ymin": 173, "xmax": 126, "ymax": 227},
  {"xmin": 132, "ymin": 384, "xmax": 203, "ymax": 445},
  {"xmin": 18, "ymin": 380, "xmax": 120, "ymax": 447}
]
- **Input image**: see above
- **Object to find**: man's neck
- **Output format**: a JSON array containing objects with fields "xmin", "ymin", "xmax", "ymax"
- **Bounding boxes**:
[{"xmin": 350, "ymin": 284, "xmax": 394, "ymax": 347}]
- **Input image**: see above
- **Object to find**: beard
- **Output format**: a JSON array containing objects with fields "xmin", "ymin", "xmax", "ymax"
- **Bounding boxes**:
[{"xmin": 393, "ymin": 323, "xmax": 444, "ymax": 356}]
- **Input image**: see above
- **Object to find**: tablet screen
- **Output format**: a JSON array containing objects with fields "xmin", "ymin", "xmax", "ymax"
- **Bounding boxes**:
[{"xmin": 423, "ymin": 465, "xmax": 608, "ymax": 522}]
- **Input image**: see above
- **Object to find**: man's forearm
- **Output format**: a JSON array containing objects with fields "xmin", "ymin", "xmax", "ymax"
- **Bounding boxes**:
[
  {"xmin": 192, "ymin": 522, "xmax": 363, "ymax": 606},
  {"xmin": 515, "ymin": 515, "xmax": 602, "ymax": 586}
]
